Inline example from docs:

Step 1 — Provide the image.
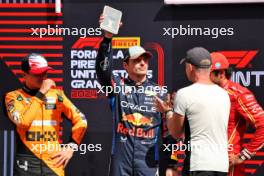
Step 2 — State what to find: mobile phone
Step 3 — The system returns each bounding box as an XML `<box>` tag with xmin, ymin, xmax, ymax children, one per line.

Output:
<box><xmin>100</xmin><ymin>6</ymin><xmax>122</xmax><ymax>35</ymax></box>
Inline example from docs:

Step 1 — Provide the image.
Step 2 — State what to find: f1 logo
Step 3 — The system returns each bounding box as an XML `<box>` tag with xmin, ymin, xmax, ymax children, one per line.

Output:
<box><xmin>219</xmin><ymin>50</ymin><xmax>258</xmax><ymax>68</ymax></box>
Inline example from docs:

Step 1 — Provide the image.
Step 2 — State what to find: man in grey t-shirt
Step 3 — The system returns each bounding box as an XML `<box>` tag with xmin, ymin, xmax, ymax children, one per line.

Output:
<box><xmin>155</xmin><ymin>47</ymin><xmax>230</xmax><ymax>176</ymax></box>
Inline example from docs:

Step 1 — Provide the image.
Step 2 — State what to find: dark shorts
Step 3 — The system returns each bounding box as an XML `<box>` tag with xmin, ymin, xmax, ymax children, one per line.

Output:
<box><xmin>190</xmin><ymin>171</ymin><xmax>227</xmax><ymax>176</ymax></box>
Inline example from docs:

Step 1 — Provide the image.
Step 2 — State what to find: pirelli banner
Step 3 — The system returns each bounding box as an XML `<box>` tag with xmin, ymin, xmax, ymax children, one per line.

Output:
<box><xmin>0</xmin><ymin>1</ymin><xmax>264</xmax><ymax>176</ymax></box>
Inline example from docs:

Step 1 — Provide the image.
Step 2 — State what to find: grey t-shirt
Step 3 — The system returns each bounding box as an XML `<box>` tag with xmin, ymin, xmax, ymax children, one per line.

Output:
<box><xmin>174</xmin><ymin>83</ymin><xmax>230</xmax><ymax>172</ymax></box>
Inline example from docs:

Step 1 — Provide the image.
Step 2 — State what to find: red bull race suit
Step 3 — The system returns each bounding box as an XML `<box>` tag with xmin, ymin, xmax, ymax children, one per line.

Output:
<box><xmin>96</xmin><ymin>37</ymin><xmax>177</xmax><ymax>176</ymax></box>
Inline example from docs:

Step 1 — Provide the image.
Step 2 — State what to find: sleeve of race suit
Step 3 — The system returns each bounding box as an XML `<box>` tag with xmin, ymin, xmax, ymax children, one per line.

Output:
<box><xmin>5</xmin><ymin>91</ymin><xmax>44</xmax><ymax>129</ymax></box>
<box><xmin>162</xmin><ymin>110</ymin><xmax>178</xmax><ymax>168</ymax></box>
<box><xmin>95</xmin><ymin>37</ymin><xmax>113</xmax><ymax>89</ymax></box>
<box><xmin>236</xmin><ymin>92</ymin><xmax>264</xmax><ymax>159</ymax></box>
<box><xmin>60</xmin><ymin>90</ymin><xmax>88</xmax><ymax>145</ymax></box>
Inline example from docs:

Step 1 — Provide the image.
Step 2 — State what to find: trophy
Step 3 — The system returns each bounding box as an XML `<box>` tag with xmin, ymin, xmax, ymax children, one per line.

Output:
<box><xmin>100</xmin><ymin>6</ymin><xmax>122</xmax><ymax>35</ymax></box>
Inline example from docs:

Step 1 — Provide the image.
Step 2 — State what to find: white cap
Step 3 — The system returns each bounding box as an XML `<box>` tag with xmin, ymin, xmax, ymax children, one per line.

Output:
<box><xmin>124</xmin><ymin>46</ymin><xmax>152</xmax><ymax>61</ymax></box>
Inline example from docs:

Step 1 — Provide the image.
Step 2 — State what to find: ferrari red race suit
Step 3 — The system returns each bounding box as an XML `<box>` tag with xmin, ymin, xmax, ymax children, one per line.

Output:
<box><xmin>224</xmin><ymin>80</ymin><xmax>264</xmax><ymax>176</ymax></box>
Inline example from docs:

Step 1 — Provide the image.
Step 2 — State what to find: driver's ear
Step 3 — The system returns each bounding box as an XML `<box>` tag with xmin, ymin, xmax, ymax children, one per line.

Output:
<box><xmin>123</xmin><ymin>61</ymin><xmax>128</xmax><ymax>71</ymax></box>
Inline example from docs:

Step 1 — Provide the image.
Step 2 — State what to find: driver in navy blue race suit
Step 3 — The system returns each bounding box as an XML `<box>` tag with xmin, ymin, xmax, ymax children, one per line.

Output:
<box><xmin>95</xmin><ymin>17</ymin><xmax>177</xmax><ymax>176</ymax></box>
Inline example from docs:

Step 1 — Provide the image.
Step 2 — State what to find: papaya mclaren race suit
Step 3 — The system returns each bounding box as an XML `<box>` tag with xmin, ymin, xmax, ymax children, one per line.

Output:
<box><xmin>96</xmin><ymin>37</ymin><xmax>177</xmax><ymax>176</ymax></box>
<box><xmin>225</xmin><ymin>80</ymin><xmax>264</xmax><ymax>176</ymax></box>
<box><xmin>5</xmin><ymin>86</ymin><xmax>88</xmax><ymax>176</ymax></box>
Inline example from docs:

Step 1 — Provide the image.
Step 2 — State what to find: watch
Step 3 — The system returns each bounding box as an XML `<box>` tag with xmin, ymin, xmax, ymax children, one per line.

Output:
<box><xmin>165</xmin><ymin>109</ymin><xmax>173</xmax><ymax>117</ymax></box>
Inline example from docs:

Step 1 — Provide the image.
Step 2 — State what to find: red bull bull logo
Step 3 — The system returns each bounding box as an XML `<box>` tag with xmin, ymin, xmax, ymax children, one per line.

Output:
<box><xmin>122</xmin><ymin>113</ymin><xmax>153</xmax><ymax>126</ymax></box>
<box><xmin>118</xmin><ymin>113</ymin><xmax>154</xmax><ymax>138</ymax></box>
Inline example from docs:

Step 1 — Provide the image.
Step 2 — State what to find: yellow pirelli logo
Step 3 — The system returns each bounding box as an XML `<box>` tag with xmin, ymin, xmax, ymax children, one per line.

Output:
<box><xmin>112</xmin><ymin>37</ymin><xmax>140</xmax><ymax>49</ymax></box>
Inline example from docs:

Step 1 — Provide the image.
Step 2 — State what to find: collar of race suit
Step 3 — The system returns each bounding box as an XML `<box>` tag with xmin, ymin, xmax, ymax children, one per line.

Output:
<box><xmin>22</xmin><ymin>85</ymin><xmax>39</xmax><ymax>96</ymax></box>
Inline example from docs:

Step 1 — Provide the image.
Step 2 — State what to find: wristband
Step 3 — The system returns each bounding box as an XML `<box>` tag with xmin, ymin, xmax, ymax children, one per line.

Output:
<box><xmin>167</xmin><ymin>165</ymin><xmax>178</xmax><ymax>170</ymax></box>
<box><xmin>165</xmin><ymin>109</ymin><xmax>174</xmax><ymax>118</ymax></box>
<box><xmin>35</xmin><ymin>91</ymin><xmax>45</xmax><ymax>101</ymax></box>
<box><xmin>241</xmin><ymin>148</ymin><xmax>253</xmax><ymax>160</ymax></box>
<box><xmin>103</xmin><ymin>36</ymin><xmax>112</xmax><ymax>42</ymax></box>
<box><xmin>239</xmin><ymin>154</ymin><xmax>247</xmax><ymax>161</ymax></box>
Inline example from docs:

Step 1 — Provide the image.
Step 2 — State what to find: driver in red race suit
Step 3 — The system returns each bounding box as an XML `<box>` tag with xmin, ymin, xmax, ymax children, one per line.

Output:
<box><xmin>210</xmin><ymin>52</ymin><xmax>264</xmax><ymax>176</ymax></box>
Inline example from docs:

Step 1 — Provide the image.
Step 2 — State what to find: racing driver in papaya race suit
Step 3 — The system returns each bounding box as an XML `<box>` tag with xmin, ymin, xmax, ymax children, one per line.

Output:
<box><xmin>4</xmin><ymin>53</ymin><xmax>88</xmax><ymax>176</ymax></box>
<box><xmin>96</xmin><ymin>16</ymin><xmax>178</xmax><ymax>176</ymax></box>
<box><xmin>210</xmin><ymin>52</ymin><xmax>264</xmax><ymax>176</ymax></box>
